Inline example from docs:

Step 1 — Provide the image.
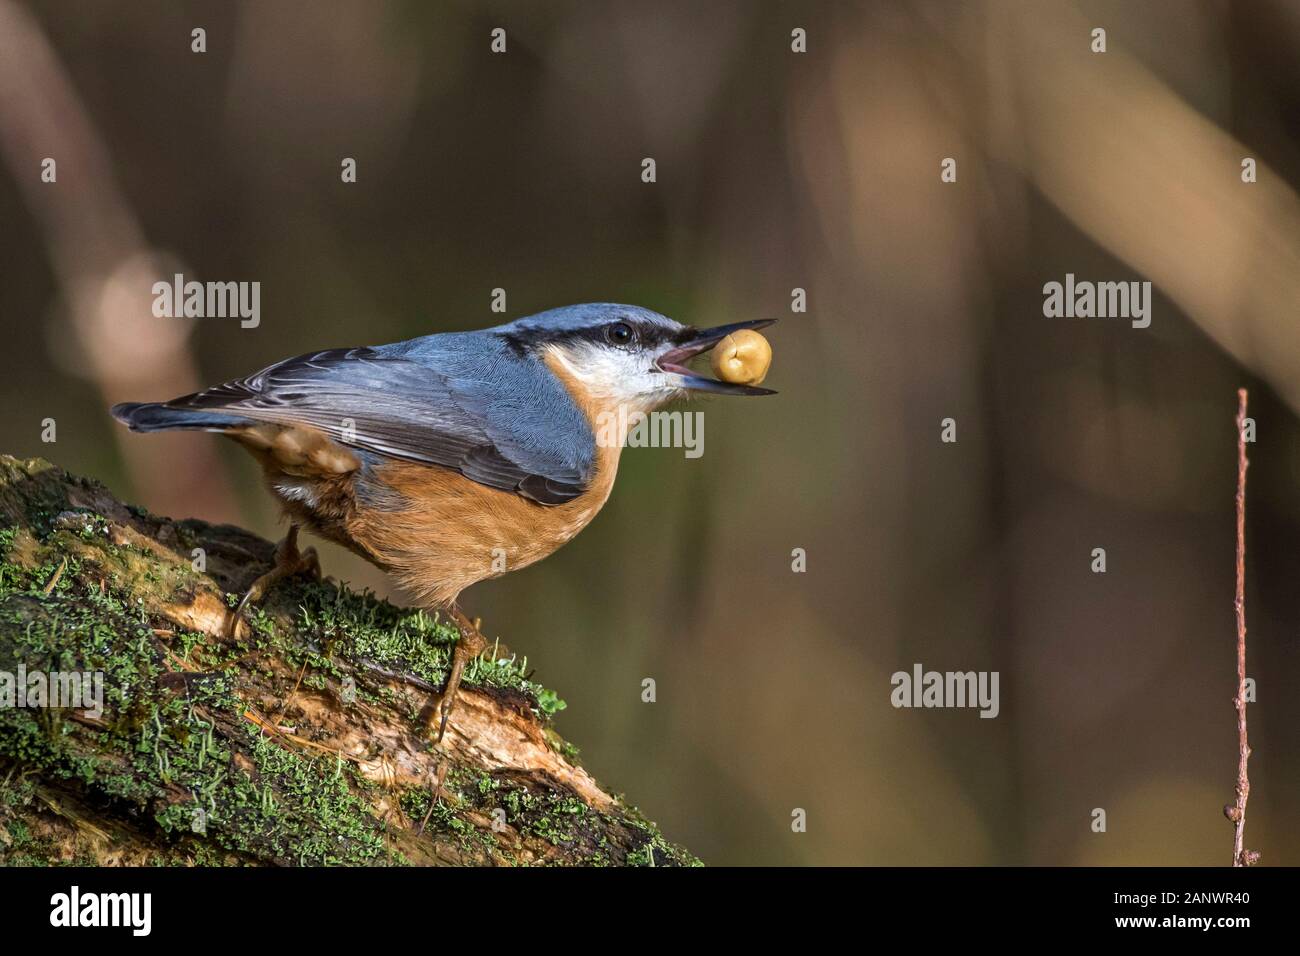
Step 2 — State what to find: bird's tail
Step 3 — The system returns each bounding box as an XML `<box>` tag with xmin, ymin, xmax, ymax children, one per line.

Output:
<box><xmin>110</xmin><ymin>402</ymin><xmax>251</xmax><ymax>433</ymax></box>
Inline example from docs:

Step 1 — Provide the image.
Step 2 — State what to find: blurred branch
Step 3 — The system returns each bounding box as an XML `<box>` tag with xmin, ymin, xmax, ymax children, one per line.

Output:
<box><xmin>987</xmin><ymin>3</ymin><xmax>1300</xmax><ymax>417</ymax></box>
<box><xmin>0</xmin><ymin>0</ymin><xmax>236</xmax><ymax>521</ymax></box>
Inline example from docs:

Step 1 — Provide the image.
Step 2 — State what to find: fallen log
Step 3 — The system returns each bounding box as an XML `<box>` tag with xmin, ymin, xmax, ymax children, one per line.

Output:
<box><xmin>0</xmin><ymin>455</ymin><xmax>695</xmax><ymax>867</ymax></box>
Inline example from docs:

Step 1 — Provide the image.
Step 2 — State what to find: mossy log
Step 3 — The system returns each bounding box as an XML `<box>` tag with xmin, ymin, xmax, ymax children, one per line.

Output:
<box><xmin>0</xmin><ymin>456</ymin><xmax>696</xmax><ymax>867</ymax></box>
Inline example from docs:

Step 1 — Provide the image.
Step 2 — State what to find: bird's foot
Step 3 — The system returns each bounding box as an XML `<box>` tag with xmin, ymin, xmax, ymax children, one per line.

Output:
<box><xmin>225</xmin><ymin>525</ymin><xmax>320</xmax><ymax>639</ymax></box>
<box><xmin>423</xmin><ymin>606</ymin><xmax>488</xmax><ymax>744</ymax></box>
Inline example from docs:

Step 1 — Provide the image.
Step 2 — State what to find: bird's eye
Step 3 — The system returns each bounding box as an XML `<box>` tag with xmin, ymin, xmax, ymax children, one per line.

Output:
<box><xmin>605</xmin><ymin>321</ymin><xmax>635</xmax><ymax>346</ymax></box>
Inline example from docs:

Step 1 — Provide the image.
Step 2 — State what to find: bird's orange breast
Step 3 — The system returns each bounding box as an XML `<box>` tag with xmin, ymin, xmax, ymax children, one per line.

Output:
<box><xmin>348</xmin><ymin>447</ymin><xmax>616</xmax><ymax>606</ymax></box>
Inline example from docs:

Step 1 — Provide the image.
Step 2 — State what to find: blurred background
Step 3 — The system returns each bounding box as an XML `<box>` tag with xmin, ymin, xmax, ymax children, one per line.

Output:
<box><xmin>2</xmin><ymin>0</ymin><xmax>1298</xmax><ymax>865</ymax></box>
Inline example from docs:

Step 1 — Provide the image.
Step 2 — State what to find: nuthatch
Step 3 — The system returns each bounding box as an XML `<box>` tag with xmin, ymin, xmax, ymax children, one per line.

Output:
<box><xmin>112</xmin><ymin>304</ymin><xmax>775</xmax><ymax>739</ymax></box>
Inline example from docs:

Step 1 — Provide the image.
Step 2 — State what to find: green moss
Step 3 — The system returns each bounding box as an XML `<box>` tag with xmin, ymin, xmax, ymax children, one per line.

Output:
<box><xmin>451</xmin><ymin>770</ymin><xmax>700</xmax><ymax>867</ymax></box>
<box><xmin>162</xmin><ymin>730</ymin><xmax>393</xmax><ymax>866</ymax></box>
<box><xmin>292</xmin><ymin>581</ymin><xmax>566</xmax><ymax>717</ymax></box>
<box><xmin>0</xmin><ymin>579</ymin><xmax>389</xmax><ymax>866</ymax></box>
<box><xmin>0</xmin><ymin>456</ymin><xmax>694</xmax><ymax>867</ymax></box>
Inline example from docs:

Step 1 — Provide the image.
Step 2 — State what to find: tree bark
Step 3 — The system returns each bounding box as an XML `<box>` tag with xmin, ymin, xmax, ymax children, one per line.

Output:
<box><xmin>0</xmin><ymin>455</ymin><xmax>695</xmax><ymax>867</ymax></box>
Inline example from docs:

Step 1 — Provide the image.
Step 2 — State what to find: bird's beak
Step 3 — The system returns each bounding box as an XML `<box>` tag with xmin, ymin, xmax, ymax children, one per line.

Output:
<box><xmin>654</xmin><ymin>318</ymin><xmax>778</xmax><ymax>395</ymax></box>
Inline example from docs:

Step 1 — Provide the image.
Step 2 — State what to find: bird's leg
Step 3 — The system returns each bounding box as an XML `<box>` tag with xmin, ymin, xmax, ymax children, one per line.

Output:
<box><xmin>226</xmin><ymin>524</ymin><xmax>320</xmax><ymax>639</ymax></box>
<box><xmin>425</xmin><ymin>605</ymin><xmax>488</xmax><ymax>743</ymax></box>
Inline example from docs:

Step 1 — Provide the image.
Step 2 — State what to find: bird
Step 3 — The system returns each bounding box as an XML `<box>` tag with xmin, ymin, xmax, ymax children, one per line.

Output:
<box><xmin>111</xmin><ymin>303</ymin><xmax>776</xmax><ymax>741</ymax></box>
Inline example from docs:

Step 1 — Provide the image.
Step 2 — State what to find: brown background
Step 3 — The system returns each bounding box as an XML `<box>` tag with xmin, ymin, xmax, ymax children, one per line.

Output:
<box><xmin>1</xmin><ymin>0</ymin><xmax>1298</xmax><ymax>865</ymax></box>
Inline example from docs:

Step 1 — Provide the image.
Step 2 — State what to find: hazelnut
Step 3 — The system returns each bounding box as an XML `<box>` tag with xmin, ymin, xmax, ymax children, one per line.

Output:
<box><xmin>711</xmin><ymin>329</ymin><xmax>773</xmax><ymax>386</ymax></box>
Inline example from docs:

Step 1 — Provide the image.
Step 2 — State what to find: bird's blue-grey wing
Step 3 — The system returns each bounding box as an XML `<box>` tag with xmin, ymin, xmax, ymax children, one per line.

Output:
<box><xmin>115</xmin><ymin>342</ymin><xmax>595</xmax><ymax>505</ymax></box>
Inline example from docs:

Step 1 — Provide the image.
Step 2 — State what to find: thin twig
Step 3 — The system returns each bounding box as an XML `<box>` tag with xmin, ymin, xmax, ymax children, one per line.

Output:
<box><xmin>1230</xmin><ymin>388</ymin><xmax>1254</xmax><ymax>866</ymax></box>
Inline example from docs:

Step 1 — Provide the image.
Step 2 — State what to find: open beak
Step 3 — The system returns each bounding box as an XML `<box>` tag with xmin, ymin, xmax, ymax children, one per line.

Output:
<box><xmin>654</xmin><ymin>318</ymin><xmax>778</xmax><ymax>395</ymax></box>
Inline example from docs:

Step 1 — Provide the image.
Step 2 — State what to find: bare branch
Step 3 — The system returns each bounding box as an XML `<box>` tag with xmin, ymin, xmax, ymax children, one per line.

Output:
<box><xmin>1229</xmin><ymin>388</ymin><xmax>1254</xmax><ymax>867</ymax></box>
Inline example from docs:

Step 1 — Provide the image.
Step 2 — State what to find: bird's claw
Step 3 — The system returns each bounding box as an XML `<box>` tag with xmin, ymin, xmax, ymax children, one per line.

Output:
<box><xmin>435</xmin><ymin>697</ymin><xmax>453</xmax><ymax>743</ymax></box>
<box><xmin>225</xmin><ymin>528</ymin><xmax>320</xmax><ymax>641</ymax></box>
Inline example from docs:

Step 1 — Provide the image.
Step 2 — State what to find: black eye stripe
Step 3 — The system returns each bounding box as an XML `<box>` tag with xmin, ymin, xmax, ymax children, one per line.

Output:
<box><xmin>501</xmin><ymin>319</ymin><xmax>681</xmax><ymax>354</ymax></box>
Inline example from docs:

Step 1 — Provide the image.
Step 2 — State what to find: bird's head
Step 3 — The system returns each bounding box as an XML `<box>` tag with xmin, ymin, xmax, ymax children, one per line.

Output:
<box><xmin>499</xmin><ymin>303</ymin><xmax>776</xmax><ymax>412</ymax></box>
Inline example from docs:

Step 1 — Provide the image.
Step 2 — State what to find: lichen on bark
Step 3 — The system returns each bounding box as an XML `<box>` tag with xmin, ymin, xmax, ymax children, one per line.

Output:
<box><xmin>0</xmin><ymin>455</ymin><xmax>697</xmax><ymax>867</ymax></box>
